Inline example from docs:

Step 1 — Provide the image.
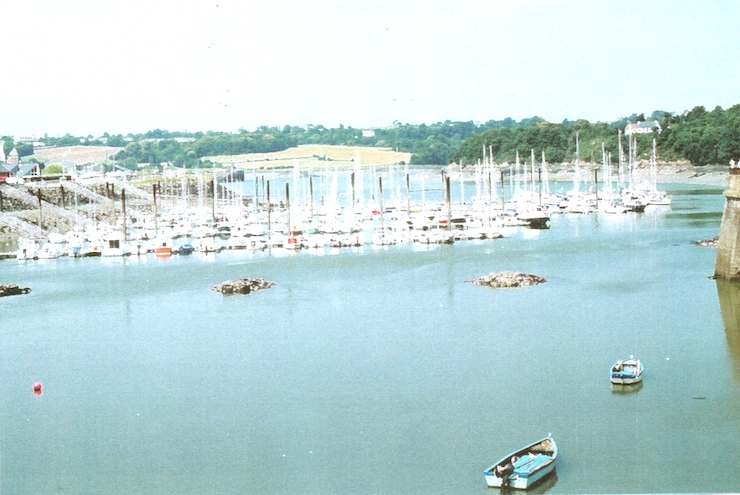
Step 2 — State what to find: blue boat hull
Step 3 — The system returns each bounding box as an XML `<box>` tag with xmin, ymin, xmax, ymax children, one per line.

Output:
<box><xmin>484</xmin><ymin>435</ymin><xmax>557</xmax><ymax>489</ymax></box>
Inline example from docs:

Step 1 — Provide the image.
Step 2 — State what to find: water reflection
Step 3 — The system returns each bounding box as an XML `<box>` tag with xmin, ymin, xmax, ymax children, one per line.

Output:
<box><xmin>715</xmin><ymin>279</ymin><xmax>740</xmax><ymax>381</ymax></box>
<box><xmin>500</xmin><ymin>471</ymin><xmax>558</xmax><ymax>495</ymax></box>
<box><xmin>610</xmin><ymin>381</ymin><xmax>644</xmax><ymax>394</ymax></box>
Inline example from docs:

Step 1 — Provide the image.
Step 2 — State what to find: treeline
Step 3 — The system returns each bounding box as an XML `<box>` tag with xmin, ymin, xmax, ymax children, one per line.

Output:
<box><xmin>9</xmin><ymin>104</ymin><xmax>740</xmax><ymax>168</ymax></box>
<box><xmin>12</xmin><ymin>118</ymin><xmax>545</xmax><ymax>169</ymax></box>
<box><xmin>452</xmin><ymin>105</ymin><xmax>740</xmax><ymax>167</ymax></box>
<box><xmin>106</xmin><ymin>119</ymin><xmax>542</xmax><ymax>169</ymax></box>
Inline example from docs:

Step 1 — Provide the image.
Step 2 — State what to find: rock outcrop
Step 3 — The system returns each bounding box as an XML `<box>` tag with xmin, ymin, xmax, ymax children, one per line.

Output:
<box><xmin>211</xmin><ymin>278</ymin><xmax>275</xmax><ymax>295</ymax></box>
<box><xmin>694</xmin><ymin>236</ymin><xmax>718</xmax><ymax>248</ymax></box>
<box><xmin>0</xmin><ymin>283</ymin><xmax>31</xmax><ymax>297</ymax></box>
<box><xmin>469</xmin><ymin>271</ymin><xmax>546</xmax><ymax>288</ymax></box>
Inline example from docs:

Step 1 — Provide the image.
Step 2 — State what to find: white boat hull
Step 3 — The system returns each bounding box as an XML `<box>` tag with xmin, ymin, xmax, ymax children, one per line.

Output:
<box><xmin>610</xmin><ymin>375</ymin><xmax>643</xmax><ymax>385</ymax></box>
<box><xmin>610</xmin><ymin>357</ymin><xmax>643</xmax><ymax>385</ymax></box>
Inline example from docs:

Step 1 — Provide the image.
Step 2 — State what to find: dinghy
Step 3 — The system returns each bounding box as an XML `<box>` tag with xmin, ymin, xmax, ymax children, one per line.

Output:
<box><xmin>484</xmin><ymin>435</ymin><xmax>557</xmax><ymax>489</ymax></box>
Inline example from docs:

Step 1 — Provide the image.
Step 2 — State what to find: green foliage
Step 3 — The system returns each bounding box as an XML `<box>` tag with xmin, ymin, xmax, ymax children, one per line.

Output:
<box><xmin>1</xmin><ymin>137</ymin><xmax>12</xmax><ymax>156</ymax></box>
<box><xmin>15</xmin><ymin>142</ymin><xmax>34</xmax><ymax>157</ymax></box>
<box><xmin>123</xmin><ymin>157</ymin><xmax>138</xmax><ymax>170</ymax></box>
<box><xmin>451</xmin><ymin>121</ymin><xmax>600</xmax><ymax>165</ymax></box>
<box><xmin>453</xmin><ymin>105</ymin><xmax>740</xmax><ymax>167</ymax></box>
<box><xmin>43</xmin><ymin>164</ymin><xmax>63</xmax><ymax>176</ymax></box>
<box><xmin>106</xmin><ymin>135</ymin><xmax>127</xmax><ymax>147</ymax></box>
<box><xmin>25</xmin><ymin>104</ymin><xmax>740</xmax><ymax>168</ymax></box>
<box><xmin>661</xmin><ymin>104</ymin><xmax>740</xmax><ymax>165</ymax></box>
<box><xmin>44</xmin><ymin>134</ymin><xmax>81</xmax><ymax>147</ymax></box>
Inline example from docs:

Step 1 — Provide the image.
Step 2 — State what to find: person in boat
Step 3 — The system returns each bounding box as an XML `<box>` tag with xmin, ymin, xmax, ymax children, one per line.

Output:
<box><xmin>614</xmin><ymin>361</ymin><xmax>622</xmax><ymax>372</ymax></box>
<box><xmin>496</xmin><ymin>457</ymin><xmax>516</xmax><ymax>485</ymax></box>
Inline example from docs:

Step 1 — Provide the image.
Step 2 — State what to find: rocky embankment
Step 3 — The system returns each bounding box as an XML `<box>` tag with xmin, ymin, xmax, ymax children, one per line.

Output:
<box><xmin>0</xmin><ymin>283</ymin><xmax>31</xmax><ymax>297</ymax></box>
<box><xmin>468</xmin><ymin>271</ymin><xmax>546</xmax><ymax>288</ymax></box>
<box><xmin>211</xmin><ymin>278</ymin><xmax>275</xmax><ymax>295</ymax></box>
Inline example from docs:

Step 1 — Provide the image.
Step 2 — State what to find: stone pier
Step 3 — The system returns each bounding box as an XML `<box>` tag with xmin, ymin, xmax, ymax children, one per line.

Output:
<box><xmin>715</xmin><ymin>168</ymin><xmax>740</xmax><ymax>280</ymax></box>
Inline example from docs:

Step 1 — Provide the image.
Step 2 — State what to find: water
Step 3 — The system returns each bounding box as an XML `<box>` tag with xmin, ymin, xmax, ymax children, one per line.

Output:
<box><xmin>1</xmin><ymin>184</ymin><xmax>738</xmax><ymax>494</ymax></box>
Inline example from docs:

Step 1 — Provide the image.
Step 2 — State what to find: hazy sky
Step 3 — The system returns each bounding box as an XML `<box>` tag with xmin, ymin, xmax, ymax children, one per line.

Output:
<box><xmin>3</xmin><ymin>0</ymin><xmax>739</xmax><ymax>137</ymax></box>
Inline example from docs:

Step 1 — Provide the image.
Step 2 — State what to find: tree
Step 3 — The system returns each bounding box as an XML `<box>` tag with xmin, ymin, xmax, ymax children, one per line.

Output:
<box><xmin>42</xmin><ymin>164</ymin><xmax>63</xmax><ymax>176</ymax></box>
<box><xmin>107</xmin><ymin>135</ymin><xmax>127</xmax><ymax>147</ymax></box>
<box><xmin>15</xmin><ymin>142</ymin><xmax>34</xmax><ymax>157</ymax></box>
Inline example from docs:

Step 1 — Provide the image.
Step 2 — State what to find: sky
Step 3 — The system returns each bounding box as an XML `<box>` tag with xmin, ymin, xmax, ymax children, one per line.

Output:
<box><xmin>2</xmin><ymin>0</ymin><xmax>739</xmax><ymax>138</ymax></box>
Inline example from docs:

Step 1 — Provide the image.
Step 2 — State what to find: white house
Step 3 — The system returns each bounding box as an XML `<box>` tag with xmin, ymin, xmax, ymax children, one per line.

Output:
<box><xmin>625</xmin><ymin>120</ymin><xmax>661</xmax><ymax>135</ymax></box>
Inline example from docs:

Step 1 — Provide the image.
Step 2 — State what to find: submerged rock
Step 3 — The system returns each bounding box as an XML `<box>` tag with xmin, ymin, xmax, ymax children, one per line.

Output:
<box><xmin>211</xmin><ymin>278</ymin><xmax>275</xmax><ymax>295</ymax></box>
<box><xmin>694</xmin><ymin>236</ymin><xmax>718</xmax><ymax>248</ymax></box>
<box><xmin>469</xmin><ymin>271</ymin><xmax>546</xmax><ymax>288</ymax></box>
<box><xmin>0</xmin><ymin>283</ymin><xmax>31</xmax><ymax>297</ymax></box>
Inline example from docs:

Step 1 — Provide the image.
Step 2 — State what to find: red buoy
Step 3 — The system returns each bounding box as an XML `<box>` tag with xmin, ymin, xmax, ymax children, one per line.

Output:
<box><xmin>33</xmin><ymin>382</ymin><xmax>43</xmax><ymax>396</ymax></box>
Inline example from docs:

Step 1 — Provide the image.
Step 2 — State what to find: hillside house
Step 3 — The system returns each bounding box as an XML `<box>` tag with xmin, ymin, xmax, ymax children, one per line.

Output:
<box><xmin>17</xmin><ymin>161</ymin><xmax>45</xmax><ymax>179</ymax></box>
<box><xmin>625</xmin><ymin>120</ymin><xmax>661</xmax><ymax>135</ymax></box>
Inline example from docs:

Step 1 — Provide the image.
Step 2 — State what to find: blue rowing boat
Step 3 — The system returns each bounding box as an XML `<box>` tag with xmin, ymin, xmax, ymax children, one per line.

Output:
<box><xmin>610</xmin><ymin>356</ymin><xmax>643</xmax><ymax>385</ymax></box>
<box><xmin>484</xmin><ymin>435</ymin><xmax>557</xmax><ymax>489</ymax></box>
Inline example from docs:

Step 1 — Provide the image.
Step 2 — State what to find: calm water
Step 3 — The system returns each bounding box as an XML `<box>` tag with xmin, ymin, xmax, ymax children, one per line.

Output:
<box><xmin>1</xmin><ymin>184</ymin><xmax>738</xmax><ymax>494</ymax></box>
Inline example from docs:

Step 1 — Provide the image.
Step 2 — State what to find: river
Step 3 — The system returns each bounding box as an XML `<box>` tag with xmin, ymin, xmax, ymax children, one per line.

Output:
<box><xmin>0</xmin><ymin>183</ymin><xmax>737</xmax><ymax>494</ymax></box>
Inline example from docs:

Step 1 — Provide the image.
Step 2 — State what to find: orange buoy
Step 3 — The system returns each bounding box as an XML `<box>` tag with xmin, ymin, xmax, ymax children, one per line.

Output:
<box><xmin>33</xmin><ymin>382</ymin><xmax>43</xmax><ymax>396</ymax></box>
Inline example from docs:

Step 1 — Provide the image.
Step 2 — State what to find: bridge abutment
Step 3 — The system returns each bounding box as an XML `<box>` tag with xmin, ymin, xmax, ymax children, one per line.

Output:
<box><xmin>715</xmin><ymin>169</ymin><xmax>740</xmax><ymax>280</ymax></box>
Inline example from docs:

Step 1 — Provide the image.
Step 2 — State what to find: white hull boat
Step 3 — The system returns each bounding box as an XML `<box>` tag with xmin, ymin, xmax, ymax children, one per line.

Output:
<box><xmin>610</xmin><ymin>356</ymin><xmax>643</xmax><ymax>385</ymax></box>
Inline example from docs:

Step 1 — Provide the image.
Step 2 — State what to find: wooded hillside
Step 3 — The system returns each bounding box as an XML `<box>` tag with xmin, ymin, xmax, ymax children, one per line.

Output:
<box><xmin>7</xmin><ymin>104</ymin><xmax>740</xmax><ymax>169</ymax></box>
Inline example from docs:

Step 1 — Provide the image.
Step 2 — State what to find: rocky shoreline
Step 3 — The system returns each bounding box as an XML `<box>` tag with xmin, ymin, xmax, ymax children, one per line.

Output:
<box><xmin>541</xmin><ymin>162</ymin><xmax>729</xmax><ymax>186</ymax></box>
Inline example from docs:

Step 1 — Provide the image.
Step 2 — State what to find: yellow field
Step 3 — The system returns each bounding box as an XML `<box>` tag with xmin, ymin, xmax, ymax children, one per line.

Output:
<box><xmin>31</xmin><ymin>144</ymin><xmax>412</xmax><ymax>171</ymax></box>
<box><xmin>33</xmin><ymin>145</ymin><xmax>122</xmax><ymax>164</ymax></box>
<box><xmin>207</xmin><ymin>145</ymin><xmax>411</xmax><ymax>170</ymax></box>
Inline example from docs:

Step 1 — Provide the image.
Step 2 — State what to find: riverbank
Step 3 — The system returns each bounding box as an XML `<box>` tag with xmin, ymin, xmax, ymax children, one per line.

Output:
<box><xmin>518</xmin><ymin>162</ymin><xmax>728</xmax><ymax>187</ymax></box>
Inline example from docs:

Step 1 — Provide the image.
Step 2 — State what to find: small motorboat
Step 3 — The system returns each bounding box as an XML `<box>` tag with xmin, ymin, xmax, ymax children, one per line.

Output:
<box><xmin>610</xmin><ymin>356</ymin><xmax>643</xmax><ymax>385</ymax></box>
<box><xmin>154</xmin><ymin>237</ymin><xmax>174</xmax><ymax>257</ymax></box>
<box><xmin>177</xmin><ymin>243</ymin><xmax>194</xmax><ymax>256</ymax></box>
<box><xmin>484</xmin><ymin>435</ymin><xmax>557</xmax><ymax>489</ymax></box>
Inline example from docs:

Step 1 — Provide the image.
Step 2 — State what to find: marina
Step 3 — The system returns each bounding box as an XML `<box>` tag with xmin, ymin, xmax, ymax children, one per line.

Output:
<box><xmin>1</xmin><ymin>182</ymin><xmax>738</xmax><ymax>493</ymax></box>
<box><xmin>1</xmin><ymin>146</ymin><xmax>675</xmax><ymax>261</ymax></box>
<box><xmin>2</xmin><ymin>1</ymin><xmax>738</xmax><ymax>492</ymax></box>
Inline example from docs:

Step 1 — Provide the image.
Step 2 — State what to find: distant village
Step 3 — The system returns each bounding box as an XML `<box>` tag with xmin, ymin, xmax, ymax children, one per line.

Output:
<box><xmin>0</xmin><ymin>141</ymin><xmax>44</xmax><ymax>182</ymax></box>
<box><xmin>0</xmin><ymin>137</ymin><xmax>137</xmax><ymax>184</ymax></box>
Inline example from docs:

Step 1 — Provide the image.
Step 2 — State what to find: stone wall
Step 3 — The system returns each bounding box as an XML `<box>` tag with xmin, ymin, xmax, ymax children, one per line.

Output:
<box><xmin>715</xmin><ymin>170</ymin><xmax>740</xmax><ymax>280</ymax></box>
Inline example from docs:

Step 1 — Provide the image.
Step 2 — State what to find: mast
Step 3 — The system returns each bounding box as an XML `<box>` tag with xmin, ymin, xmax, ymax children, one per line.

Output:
<box><xmin>459</xmin><ymin>161</ymin><xmax>465</xmax><ymax>205</ymax></box>
<box><xmin>573</xmin><ymin>131</ymin><xmax>580</xmax><ymax>196</ymax></box>
<box><xmin>652</xmin><ymin>137</ymin><xmax>658</xmax><ymax>189</ymax></box>
<box><xmin>541</xmin><ymin>150</ymin><xmax>549</xmax><ymax>195</ymax></box>
<box><xmin>618</xmin><ymin>130</ymin><xmax>624</xmax><ymax>191</ymax></box>
<box><xmin>531</xmin><ymin>149</ymin><xmax>536</xmax><ymax>196</ymax></box>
